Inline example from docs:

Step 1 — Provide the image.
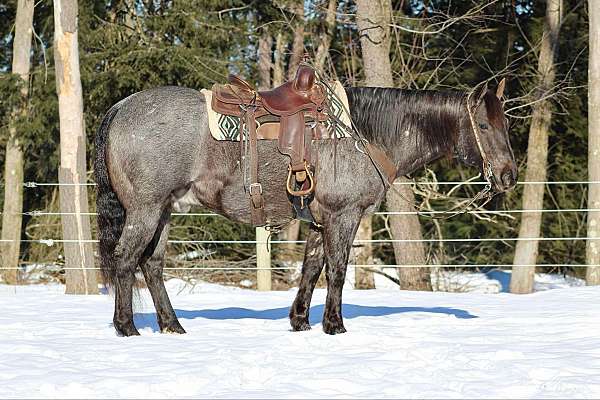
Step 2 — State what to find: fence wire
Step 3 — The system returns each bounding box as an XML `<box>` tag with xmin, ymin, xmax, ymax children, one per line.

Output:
<box><xmin>1</xmin><ymin>237</ymin><xmax>599</xmax><ymax>245</ymax></box>
<box><xmin>15</xmin><ymin>180</ymin><xmax>600</xmax><ymax>187</ymax></box>
<box><xmin>3</xmin><ymin>264</ymin><xmax>599</xmax><ymax>271</ymax></box>
<box><xmin>2</xmin><ymin>179</ymin><xmax>598</xmax><ymax>274</ymax></box>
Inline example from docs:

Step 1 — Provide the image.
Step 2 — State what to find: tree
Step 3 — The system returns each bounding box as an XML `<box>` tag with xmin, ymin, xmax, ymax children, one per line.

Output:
<box><xmin>511</xmin><ymin>0</ymin><xmax>563</xmax><ymax>294</ymax></box>
<box><xmin>54</xmin><ymin>0</ymin><xmax>98</xmax><ymax>294</ymax></box>
<box><xmin>386</xmin><ymin>183</ymin><xmax>431</xmax><ymax>290</ymax></box>
<box><xmin>314</xmin><ymin>0</ymin><xmax>338</xmax><ymax>72</ymax></box>
<box><xmin>257</xmin><ymin>29</ymin><xmax>272</xmax><ymax>90</ymax></box>
<box><xmin>287</xmin><ymin>1</ymin><xmax>305</xmax><ymax>80</ymax></box>
<box><xmin>1</xmin><ymin>0</ymin><xmax>34</xmax><ymax>284</ymax></box>
<box><xmin>355</xmin><ymin>0</ymin><xmax>429</xmax><ymax>290</ymax></box>
<box><xmin>587</xmin><ymin>0</ymin><xmax>600</xmax><ymax>285</ymax></box>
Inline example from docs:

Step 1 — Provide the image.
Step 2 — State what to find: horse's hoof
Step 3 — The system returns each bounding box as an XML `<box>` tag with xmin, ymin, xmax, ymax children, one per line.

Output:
<box><xmin>115</xmin><ymin>322</ymin><xmax>140</xmax><ymax>337</ymax></box>
<box><xmin>161</xmin><ymin>321</ymin><xmax>186</xmax><ymax>334</ymax></box>
<box><xmin>290</xmin><ymin>316</ymin><xmax>311</xmax><ymax>331</ymax></box>
<box><xmin>322</xmin><ymin>320</ymin><xmax>346</xmax><ymax>335</ymax></box>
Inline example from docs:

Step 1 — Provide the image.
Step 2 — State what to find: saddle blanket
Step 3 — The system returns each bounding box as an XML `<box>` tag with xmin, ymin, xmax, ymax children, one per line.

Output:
<box><xmin>201</xmin><ymin>80</ymin><xmax>352</xmax><ymax>141</ymax></box>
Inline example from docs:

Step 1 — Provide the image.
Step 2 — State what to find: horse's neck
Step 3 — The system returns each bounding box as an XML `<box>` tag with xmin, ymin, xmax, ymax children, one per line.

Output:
<box><xmin>389</xmin><ymin>119</ymin><xmax>461</xmax><ymax>176</ymax></box>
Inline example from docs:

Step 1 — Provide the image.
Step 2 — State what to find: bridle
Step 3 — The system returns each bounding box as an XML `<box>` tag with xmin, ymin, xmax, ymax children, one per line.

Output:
<box><xmin>463</xmin><ymin>85</ymin><xmax>496</xmax><ymax>207</ymax></box>
<box><xmin>402</xmin><ymin>86</ymin><xmax>497</xmax><ymax>219</ymax></box>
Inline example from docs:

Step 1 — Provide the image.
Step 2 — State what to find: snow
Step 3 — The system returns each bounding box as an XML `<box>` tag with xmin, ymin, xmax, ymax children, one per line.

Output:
<box><xmin>2</xmin><ymin>280</ymin><xmax>600</xmax><ymax>398</ymax></box>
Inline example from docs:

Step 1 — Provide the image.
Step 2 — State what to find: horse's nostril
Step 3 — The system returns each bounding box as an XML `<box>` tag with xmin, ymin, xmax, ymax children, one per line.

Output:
<box><xmin>501</xmin><ymin>170</ymin><xmax>515</xmax><ymax>188</ymax></box>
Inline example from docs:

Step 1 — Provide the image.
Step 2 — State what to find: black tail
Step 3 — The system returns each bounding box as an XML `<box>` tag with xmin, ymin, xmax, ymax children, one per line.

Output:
<box><xmin>94</xmin><ymin>103</ymin><xmax>125</xmax><ymax>290</ymax></box>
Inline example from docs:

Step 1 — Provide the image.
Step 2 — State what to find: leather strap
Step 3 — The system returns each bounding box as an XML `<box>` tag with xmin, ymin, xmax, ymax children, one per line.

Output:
<box><xmin>228</xmin><ymin>74</ymin><xmax>255</xmax><ymax>92</ymax></box>
<box><xmin>365</xmin><ymin>143</ymin><xmax>397</xmax><ymax>185</ymax></box>
<box><xmin>247</xmin><ymin>107</ymin><xmax>266</xmax><ymax>226</ymax></box>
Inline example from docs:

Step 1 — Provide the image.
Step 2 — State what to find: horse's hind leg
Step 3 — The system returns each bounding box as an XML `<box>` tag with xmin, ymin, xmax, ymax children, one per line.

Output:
<box><xmin>321</xmin><ymin>209</ymin><xmax>362</xmax><ymax>335</ymax></box>
<box><xmin>139</xmin><ymin>208</ymin><xmax>185</xmax><ymax>334</ymax></box>
<box><xmin>289</xmin><ymin>228</ymin><xmax>325</xmax><ymax>331</ymax></box>
<box><xmin>112</xmin><ymin>206</ymin><xmax>163</xmax><ymax>336</ymax></box>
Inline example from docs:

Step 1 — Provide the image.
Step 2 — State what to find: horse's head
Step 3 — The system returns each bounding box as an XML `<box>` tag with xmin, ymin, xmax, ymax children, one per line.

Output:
<box><xmin>457</xmin><ymin>79</ymin><xmax>517</xmax><ymax>193</ymax></box>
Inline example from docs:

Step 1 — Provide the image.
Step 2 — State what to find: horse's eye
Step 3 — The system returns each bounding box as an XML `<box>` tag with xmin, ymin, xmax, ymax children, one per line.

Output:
<box><xmin>479</xmin><ymin>123</ymin><xmax>489</xmax><ymax>130</ymax></box>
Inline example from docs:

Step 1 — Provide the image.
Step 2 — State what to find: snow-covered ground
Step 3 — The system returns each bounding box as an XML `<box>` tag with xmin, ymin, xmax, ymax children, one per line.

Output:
<box><xmin>2</xmin><ymin>280</ymin><xmax>600</xmax><ymax>398</ymax></box>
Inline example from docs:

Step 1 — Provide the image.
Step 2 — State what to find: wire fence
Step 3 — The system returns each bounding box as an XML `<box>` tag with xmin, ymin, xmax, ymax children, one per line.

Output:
<box><xmin>1</xmin><ymin>179</ymin><xmax>598</xmax><ymax>276</ymax></box>
<box><xmin>3</xmin><ymin>264</ymin><xmax>599</xmax><ymax>271</ymax></box>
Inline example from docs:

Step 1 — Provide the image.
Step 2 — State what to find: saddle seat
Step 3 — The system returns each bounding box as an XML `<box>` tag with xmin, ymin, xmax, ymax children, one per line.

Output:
<box><xmin>258</xmin><ymin>66</ymin><xmax>325</xmax><ymax>116</ymax></box>
<box><xmin>213</xmin><ymin>66</ymin><xmax>326</xmax><ymax>116</ymax></box>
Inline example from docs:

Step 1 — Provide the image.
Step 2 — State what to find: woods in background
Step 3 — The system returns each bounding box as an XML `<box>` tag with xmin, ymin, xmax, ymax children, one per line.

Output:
<box><xmin>0</xmin><ymin>0</ymin><xmax>593</xmax><ymax>292</ymax></box>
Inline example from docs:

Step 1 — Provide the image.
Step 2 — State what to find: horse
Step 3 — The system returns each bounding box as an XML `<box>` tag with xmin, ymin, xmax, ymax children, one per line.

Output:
<box><xmin>94</xmin><ymin>80</ymin><xmax>516</xmax><ymax>336</ymax></box>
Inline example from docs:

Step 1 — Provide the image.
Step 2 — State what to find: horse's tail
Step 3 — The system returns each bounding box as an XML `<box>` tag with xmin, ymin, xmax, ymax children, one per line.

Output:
<box><xmin>94</xmin><ymin>103</ymin><xmax>124</xmax><ymax>290</ymax></box>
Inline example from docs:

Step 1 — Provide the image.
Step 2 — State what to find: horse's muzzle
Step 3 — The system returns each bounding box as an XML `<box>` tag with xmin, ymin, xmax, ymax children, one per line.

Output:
<box><xmin>495</xmin><ymin>166</ymin><xmax>517</xmax><ymax>192</ymax></box>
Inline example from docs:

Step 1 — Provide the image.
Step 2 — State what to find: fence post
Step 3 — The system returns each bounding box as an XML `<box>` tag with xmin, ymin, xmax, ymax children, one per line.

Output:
<box><xmin>256</xmin><ymin>227</ymin><xmax>271</xmax><ymax>290</ymax></box>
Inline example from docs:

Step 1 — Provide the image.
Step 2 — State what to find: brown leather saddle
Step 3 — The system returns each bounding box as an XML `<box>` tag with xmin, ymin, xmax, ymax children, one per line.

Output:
<box><xmin>211</xmin><ymin>65</ymin><xmax>330</xmax><ymax>226</ymax></box>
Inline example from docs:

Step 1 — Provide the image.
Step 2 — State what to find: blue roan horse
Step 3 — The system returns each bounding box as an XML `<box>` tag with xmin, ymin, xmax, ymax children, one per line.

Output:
<box><xmin>94</xmin><ymin>80</ymin><xmax>516</xmax><ymax>336</ymax></box>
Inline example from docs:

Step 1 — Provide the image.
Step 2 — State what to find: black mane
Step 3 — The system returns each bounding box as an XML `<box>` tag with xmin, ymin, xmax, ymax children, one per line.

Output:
<box><xmin>346</xmin><ymin>87</ymin><xmax>466</xmax><ymax>155</ymax></box>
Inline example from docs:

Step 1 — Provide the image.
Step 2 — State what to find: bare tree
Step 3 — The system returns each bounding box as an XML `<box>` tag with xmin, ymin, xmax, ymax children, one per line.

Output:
<box><xmin>386</xmin><ymin>180</ymin><xmax>431</xmax><ymax>290</ymax></box>
<box><xmin>273</xmin><ymin>32</ymin><xmax>287</xmax><ymax>86</ymax></box>
<box><xmin>356</xmin><ymin>0</ymin><xmax>429</xmax><ymax>290</ymax></box>
<box><xmin>278</xmin><ymin>1</ymin><xmax>339</xmax><ymax>261</ymax></box>
<box><xmin>353</xmin><ymin>0</ymin><xmax>389</xmax><ymax>289</ymax></box>
<box><xmin>511</xmin><ymin>0</ymin><xmax>563</xmax><ymax>294</ymax></box>
<box><xmin>287</xmin><ymin>2</ymin><xmax>305</xmax><ymax>80</ymax></box>
<box><xmin>54</xmin><ymin>0</ymin><xmax>98</xmax><ymax>294</ymax></box>
<box><xmin>1</xmin><ymin>0</ymin><xmax>34</xmax><ymax>284</ymax></box>
<box><xmin>257</xmin><ymin>29</ymin><xmax>272</xmax><ymax>90</ymax></box>
<box><xmin>314</xmin><ymin>0</ymin><xmax>338</xmax><ymax>72</ymax></box>
<box><xmin>587</xmin><ymin>0</ymin><xmax>600</xmax><ymax>285</ymax></box>
<box><xmin>279</xmin><ymin>2</ymin><xmax>315</xmax><ymax>259</ymax></box>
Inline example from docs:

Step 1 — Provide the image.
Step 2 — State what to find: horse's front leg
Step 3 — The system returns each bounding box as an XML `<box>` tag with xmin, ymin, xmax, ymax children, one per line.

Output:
<box><xmin>289</xmin><ymin>227</ymin><xmax>325</xmax><ymax>331</ymax></box>
<box><xmin>321</xmin><ymin>209</ymin><xmax>363</xmax><ymax>335</ymax></box>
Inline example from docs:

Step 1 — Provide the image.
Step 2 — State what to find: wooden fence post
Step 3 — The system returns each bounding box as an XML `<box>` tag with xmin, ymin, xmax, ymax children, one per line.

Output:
<box><xmin>256</xmin><ymin>227</ymin><xmax>271</xmax><ymax>291</ymax></box>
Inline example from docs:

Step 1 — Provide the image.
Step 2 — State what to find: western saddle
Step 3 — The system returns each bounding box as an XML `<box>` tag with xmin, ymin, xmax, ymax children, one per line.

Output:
<box><xmin>211</xmin><ymin>65</ymin><xmax>331</xmax><ymax>226</ymax></box>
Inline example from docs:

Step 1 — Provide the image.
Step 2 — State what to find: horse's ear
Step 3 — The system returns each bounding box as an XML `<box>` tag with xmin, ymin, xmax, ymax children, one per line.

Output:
<box><xmin>496</xmin><ymin>78</ymin><xmax>506</xmax><ymax>99</ymax></box>
<box><xmin>470</xmin><ymin>81</ymin><xmax>488</xmax><ymax>107</ymax></box>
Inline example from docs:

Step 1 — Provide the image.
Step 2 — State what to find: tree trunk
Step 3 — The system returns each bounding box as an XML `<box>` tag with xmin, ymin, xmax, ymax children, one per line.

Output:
<box><xmin>279</xmin><ymin>3</ymin><xmax>306</xmax><ymax>256</ymax></box>
<box><xmin>314</xmin><ymin>0</ymin><xmax>338</xmax><ymax>72</ymax></box>
<box><xmin>353</xmin><ymin>0</ymin><xmax>393</xmax><ymax>289</ymax></box>
<box><xmin>352</xmin><ymin>216</ymin><xmax>375</xmax><ymax>289</ymax></box>
<box><xmin>54</xmin><ymin>0</ymin><xmax>98</xmax><ymax>294</ymax></box>
<box><xmin>279</xmin><ymin>220</ymin><xmax>302</xmax><ymax>261</ymax></box>
<box><xmin>386</xmin><ymin>178</ymin><xmax>431</xmax><ymax>290</ymax></box>
<box><xmin>287</xmin><ymin>2</ymin><xmax>305</xmax><ymax>80</ymax></box>
<box><xmin>356</xmin><ymin>0</ymin><xmax>393</xmax><ymax>87</ymax></box>
<box><xmin>587</xmin><ymin>0</ymin><xmax>600</xmax><ymax>285</ymax></box>
<box><xmin>257</xmin><ymin>30</ymin><xmax>272</xmax><ymax>90</ymax></box>
<box><xmin>1</xmin><ymin>0</ymin><xmax>34</xmax><ymax>285</ymax></box>
<box><xmin>356</xmin><ymin>0</ymin><xmax>429</xmax><ymax>290</ymax></box>
<box><xmin>273</xmin><ymin>32</ymin><xmax>286</xmax><ymax>86</ymax></box>
<box><xmin>511</xmin><ymin>0</ymin><xmax>562</xmax><ymax>294</ymax></box>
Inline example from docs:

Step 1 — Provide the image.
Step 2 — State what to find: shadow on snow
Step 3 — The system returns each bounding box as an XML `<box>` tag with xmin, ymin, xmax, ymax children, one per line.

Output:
<box><xmin>134</xmin><ymin>304</ymin><xmax>477</xmax><ymax>332</ymax></box>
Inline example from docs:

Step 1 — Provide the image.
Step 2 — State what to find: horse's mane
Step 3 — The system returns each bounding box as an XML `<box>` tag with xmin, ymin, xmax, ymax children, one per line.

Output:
<box><xmin>345</xmin><ymin>87</ymin><xmax>466</xmax><ymax>155</ymax></box>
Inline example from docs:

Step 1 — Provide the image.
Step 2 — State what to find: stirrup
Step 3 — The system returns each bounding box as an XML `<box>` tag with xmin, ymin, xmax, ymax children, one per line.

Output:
<box><xmin>286</xmin><ymin>162</ymin><xmax>314</xmax><ymax>197</ymax></box>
